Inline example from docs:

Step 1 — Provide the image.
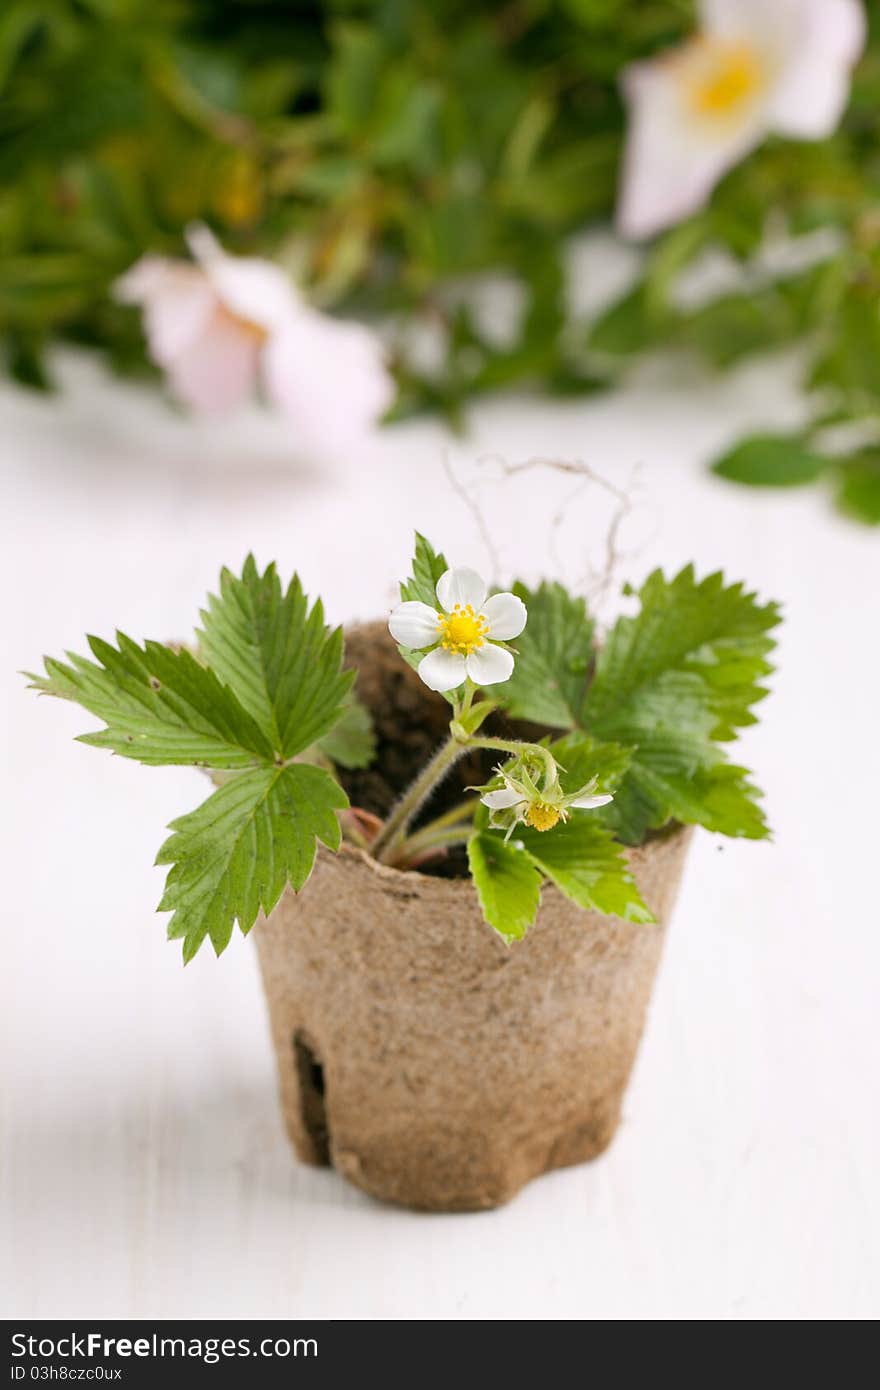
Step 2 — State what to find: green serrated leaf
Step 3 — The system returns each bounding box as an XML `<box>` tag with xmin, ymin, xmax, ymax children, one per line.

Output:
<box><xmin>585</xmin><ymin>566</ymin><xmax>780</xmax><ymax>741</ymax></box>
<box><xmin>711</xmin><ymin>434</ymin><xmax>828</xmax><ymax>488</ymax></box>
<box><xmin>592</xmin><ymin>685</ymin><xmax>714</xmax><ymax>843</ymax></box>
<box><xmin>467</xmin><ymin>831</ymin><xmax>541</xmax><ymax>943</ymax></box>
<box><xmin>596</xmin><ymin>773</ymin><xmax>662</xmax><ymax>846</ymax></box>
<box><xmin>518</xmin><ymin>817</ymin><xmax>654</xmax><ymax>922</ymax></box>
<box><xmin>548</xmin><ymin>730</ymin><xmax>632</xmax><ymax>796</ymax></box>
<box><xmin>582</xmin><ymin>567</ymin><xmax>779</xmax><ymax>843</ymax></box>
<box><xmin>498</xmin><ymin>581</ymin><xmax>595</xmax><ymax>727</ymax></box>
<box><xmin>399</xmin><ymin>532</ymin><xmax>449</xmax><ymax>606</ymax></box>
<box><xmin>317</xmin><ymin>696</ymin><xmax>376</xmax><ymax>769</ymax></box>
<box><xmin>677</xmin><ymin>762</ymin><xmax>769</xmax><ymax>839</ymax></box>
<box><xmin>157</xmin><ymin>763</ymin><xmax>348</xmax><ymax>961</ymax></box>
<box><xmin>601</xmin><ymin>750</ymin><xmax>769</xmax><ymax>844</ymax></box>
<box><xmin>197</xmin><ymin>554</ymin><xmax>354</xmax><ymax>760</ymax></box>
<box><xmin>29</xmin><ymin>635</ymin><xmax>274</xmax><ymax>768</ymax></box>
<box><xmin>395</xmin><ymin>532</ymin><xmax>456</xmax><ymax>703</ymax></box>
<box><xmin>400</xmin><ymin>528</ymin><xmax>450</xmax><ymax>606</ymax></box>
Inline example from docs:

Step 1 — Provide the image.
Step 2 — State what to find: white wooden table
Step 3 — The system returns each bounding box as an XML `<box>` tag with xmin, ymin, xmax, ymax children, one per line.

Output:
<box><xmin>2</xmin><ymin>337</ymin><xmax>878</xmax><ymax>1321</ymax></box>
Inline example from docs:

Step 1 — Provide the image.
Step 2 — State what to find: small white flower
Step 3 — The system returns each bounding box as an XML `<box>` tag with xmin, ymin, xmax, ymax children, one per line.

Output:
<box><xmin>617</xmin><ymin>0</ymin><xmax>865</xmax><ymax>240</ymax></box>
<box><xmin>481</xmin><ymin>766</ymin><xmax>612</xmax><ymax>836</ymax></box>
<box><xmin>115</xmin><ymin>225</ymin><xmax>394</xmax><ymax>443</ymax></box>
<box><xmin>388</xmin><ymin>567</ymin><xmax>527</xmax><ymax>692</ymax></box>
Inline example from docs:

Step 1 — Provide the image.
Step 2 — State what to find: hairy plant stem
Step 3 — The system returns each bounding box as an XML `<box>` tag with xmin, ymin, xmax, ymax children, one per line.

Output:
<box><xmin>388</xmin><ymin>825</ymin><xmax>473</xmax><ymax>869</ymax></box>
<box><xmin>340</xmin><ymin>815</ymin><xmax>371</xmax><ymax>850</ymax></box>
<box><xmin>371</xmin><ymin>735</ymin><xmax>470</xmax><ymax>863</ymax></box>
<box><xmin>407</xmin><ymin>799</ymin><xmax>475</xmax><ymax>839</ymax></box>
<box><xmin>454</xmin><ymin>681</ymin><xmax>476</xmax><ymax>723</ymax></box>
<box><xmin>395</xmin><ymin>804</ymin><xmax>474</xmax><ymax>856</ymax></box>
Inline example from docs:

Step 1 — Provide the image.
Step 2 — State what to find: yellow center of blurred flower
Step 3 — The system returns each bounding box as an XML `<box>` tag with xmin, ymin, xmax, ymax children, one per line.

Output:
<box><xmin>216</xmin><ymin>303</ymin><xmax>268</xmax><ymax>343</ymax></box>
<box><xmin>524</xmin><ymin>801</ymin><xmax>561</xmax><ymax>832</ymax></box>
<box><xmin>213</xmin><ymin>155</ymin><xmax>263</xmax><ymax>229</ymax></box>
<box><xmin>437</xmin><ymin>604</ymin><xmax>488</xmax><ymax>655</ymax></box>
<box><xmin>686</xmin><ymin>38</ymin><xmax>764</xmax><ymax>118</ymax></box>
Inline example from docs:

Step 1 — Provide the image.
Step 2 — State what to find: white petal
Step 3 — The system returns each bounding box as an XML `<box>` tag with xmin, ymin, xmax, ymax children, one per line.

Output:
<box><xmin>164</xmin><ymin>307</ymin><xmax>260</xmax><ymax>414</ymax></box>
<box><xmin>187</xmin><ymin>224</ymin><xmax>302</xmax><ymax>332</ymax></box>
<box><xmin>768</xmin><ymin>59</ymin><xmax>854</xmax><ymax>137</ymax></box>
<box><xmin>700</xmin><ymin>0</ymin><xmax>864</xmax><ymax>139</ymax></box>
<box><xmin>483</xmin><ymin>591</ymin><xmax>527</xmax><ymax>641</ymax></box>
<box><xmin>699</xmin><ymin>0</ymin><xmax>788</xmax><ymax>40</ymax></box>
<box><xmin>435</xmin><ymin>567</ymin><xmax>487</xmax><ymax>613</ymax></box>
<box><xmin>701</xmin><ymin>0</ymin><xmax>862</xmax><ymax>61</ymax></box>
<box><xmin>417</xmin><ymin>647</ymin><xmax>467</xmax><ymax>692</ymax></box>
<box><xmin>616</xmin><ymin>54</ymin><xmax>767</xmax><ymax>240</ymax></box>
<box><xmin>481</xmin><ymin>789</ymin><xmax>526</xmax><ymax>809</ymax></box>
<box><xmin>114</xmin><ymin>255</ymin><xmax>175</xmax><ymax>303</ymax></box>
<box><xmin>465</xmin><ymin>643</ymin><xmax>514</xmax><ymax>687</ymax></box>
<box><xmin>261</xmin><ymin>311</ymin><xmax>393</xmax><ymax>444</ymax></box>
<box><xmin>185</xmin><ymin>223</ymin><xmax>224</xmax><ymax>264</ymax></box>
<box><xmin>115</xmin><ymin>259</ymin><xmax>216</xmax><ymax>367</ymax></box>
<box><xmin>570</xmin><ymin>792</ymin><xmax>614</xmax><ymax>810</ymax></box>
<box><xmin>388</xmin><ymin>601</ymin><xmax>441</xmax><ymax>649</ymax></box>
<box><xmin>764</xmin><ymin>0</ymin><xmax>865</xmax><ymax>138</ymax></box>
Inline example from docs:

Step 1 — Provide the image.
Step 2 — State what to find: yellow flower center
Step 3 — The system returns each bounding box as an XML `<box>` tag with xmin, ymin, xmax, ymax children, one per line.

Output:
<box><xmin>216</xmin><ymin>302</ymin><xmax>268</xmax><ymax>343</ymax></box>
<box><xmin>437</xmin><ymin>604</ymin><xmax>488</xmax><ymax>656</ymax></box>
<box><xmin>213</xmin><ymin>154</ymin><xmax>263</xmax><ymax>228</ymax></box>
<box><xmin>685</xmin><ymin>38</ymin><xmax>765</xmax><ymax>119</ymax></box>
<box><xmin>524</xmin><ymin>801</ymin><xmax>561</xmax><ymax>832</ymax></box>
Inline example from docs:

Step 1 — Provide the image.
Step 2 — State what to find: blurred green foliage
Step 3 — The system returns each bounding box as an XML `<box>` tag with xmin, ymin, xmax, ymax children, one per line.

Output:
<box><xmin>1</xmin><ymin>1</ymin><xmax>879</xmax><ymax>519</ymax></box>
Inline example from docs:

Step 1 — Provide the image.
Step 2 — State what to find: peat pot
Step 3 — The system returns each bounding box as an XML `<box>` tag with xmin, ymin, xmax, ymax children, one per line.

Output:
<box><xmin>254</xmin><ymin>625</ymin><xmax>693</xmax><ymax>1212</ymax></box>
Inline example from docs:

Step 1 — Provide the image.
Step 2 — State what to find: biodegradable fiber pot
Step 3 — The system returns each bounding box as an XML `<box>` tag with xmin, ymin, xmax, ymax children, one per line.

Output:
<box><xmin>254</xmin><ymin>625</ymin><xmax>693</xmax><ymax>1212</ymax></box>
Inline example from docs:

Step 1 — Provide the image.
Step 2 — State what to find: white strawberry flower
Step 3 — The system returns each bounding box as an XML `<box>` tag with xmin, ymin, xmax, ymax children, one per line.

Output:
<box><xmin>388</xmin><ymin>567</ymin><xmax>527</xmax><ymax>692</ymax></box>
<box><xmin>617</xmin><ymin>0</ymin><xmax>865</xmax><ymax>240</ymax></box>
<box><xmin>481</xmin><ymin>764</ymin><xmax>612</xmax><ymax>837</ymax></box>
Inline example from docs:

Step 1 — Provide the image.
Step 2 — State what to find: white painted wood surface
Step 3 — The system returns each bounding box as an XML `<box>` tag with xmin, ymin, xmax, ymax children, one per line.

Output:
<box><xmin>2</xmin><ymin>339</ymin><xmax>878</xmax><ymax>1321</ymax></box>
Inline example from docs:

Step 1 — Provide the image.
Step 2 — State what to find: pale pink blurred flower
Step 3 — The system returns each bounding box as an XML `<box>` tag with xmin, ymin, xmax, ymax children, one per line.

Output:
<box><xmin>617</xmin><ymin>0</ymin><xmax>865</xmax><ymax>241</ymax></box>
<box><xmin>115</xmin><ymin>227</ymin><xmax>394</xmax><ymax>443</ymax></box>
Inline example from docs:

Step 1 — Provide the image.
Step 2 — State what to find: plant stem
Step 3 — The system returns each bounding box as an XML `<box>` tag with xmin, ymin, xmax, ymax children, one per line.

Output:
<box><xmin>372</xmin><ymin>735</ymin><xmax>469</xmax><ymax>863</ymax></box>
<box><xmin>458</xmin><ymin>679</ymin><xmax>476</xmax><ymax>722</ymax></box>
<box><xmin>388</xmin><ymin>825</ymin><xmax>473</xmax><ymax>868</ymax></box>
<box><xmin>406</xmin><ymin>799</ymin><xmax>474</xmax><ymax>839</ymax></box>
<box><xmin>340</xmin><ymin>816</ymin><xmax>370</xmax><ymax>850</ymax></box>
<box><xmin>470</xmin><ymin>736</ymin><xmax>558</xmax><ymax>785</ymax></box>
<box><xmin>397</xmin><ymin>803</ymin><xmax>474</xmax><ymax>855</ymax></box>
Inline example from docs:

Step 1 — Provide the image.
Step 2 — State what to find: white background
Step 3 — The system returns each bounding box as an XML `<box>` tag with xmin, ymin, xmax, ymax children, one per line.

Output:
<box><xmin>2</xmin><ymin>321</ymin><xmax>878</xmax><ymax>1320</ymax></box>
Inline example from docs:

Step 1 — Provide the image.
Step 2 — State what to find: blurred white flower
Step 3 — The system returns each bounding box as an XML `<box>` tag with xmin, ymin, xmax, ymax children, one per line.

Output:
<box><xmin>388</xmin><ymin>567</ymin><xmax>527</xmax><ymax>692</ymax></box>
<box><xmin>115</xmin><ymin>226</ymin><xmax>394</xmax><ymax>442</ymax></box>
<box><xmin>617</xmin><ymin>0</ymin><xmax>865</xmax><ymax>240</ymax></box>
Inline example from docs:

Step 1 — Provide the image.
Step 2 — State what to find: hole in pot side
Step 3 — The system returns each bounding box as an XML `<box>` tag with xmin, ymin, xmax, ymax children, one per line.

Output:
<box><xmin>339</xmin><ymin>623</ymin><xmax>550</xmax><ymax>880</ymax></box>
<box><xmin>294</xmin><ymin>1032</ymin><xmax>330</xmax><ymax>1165</ymax></box>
